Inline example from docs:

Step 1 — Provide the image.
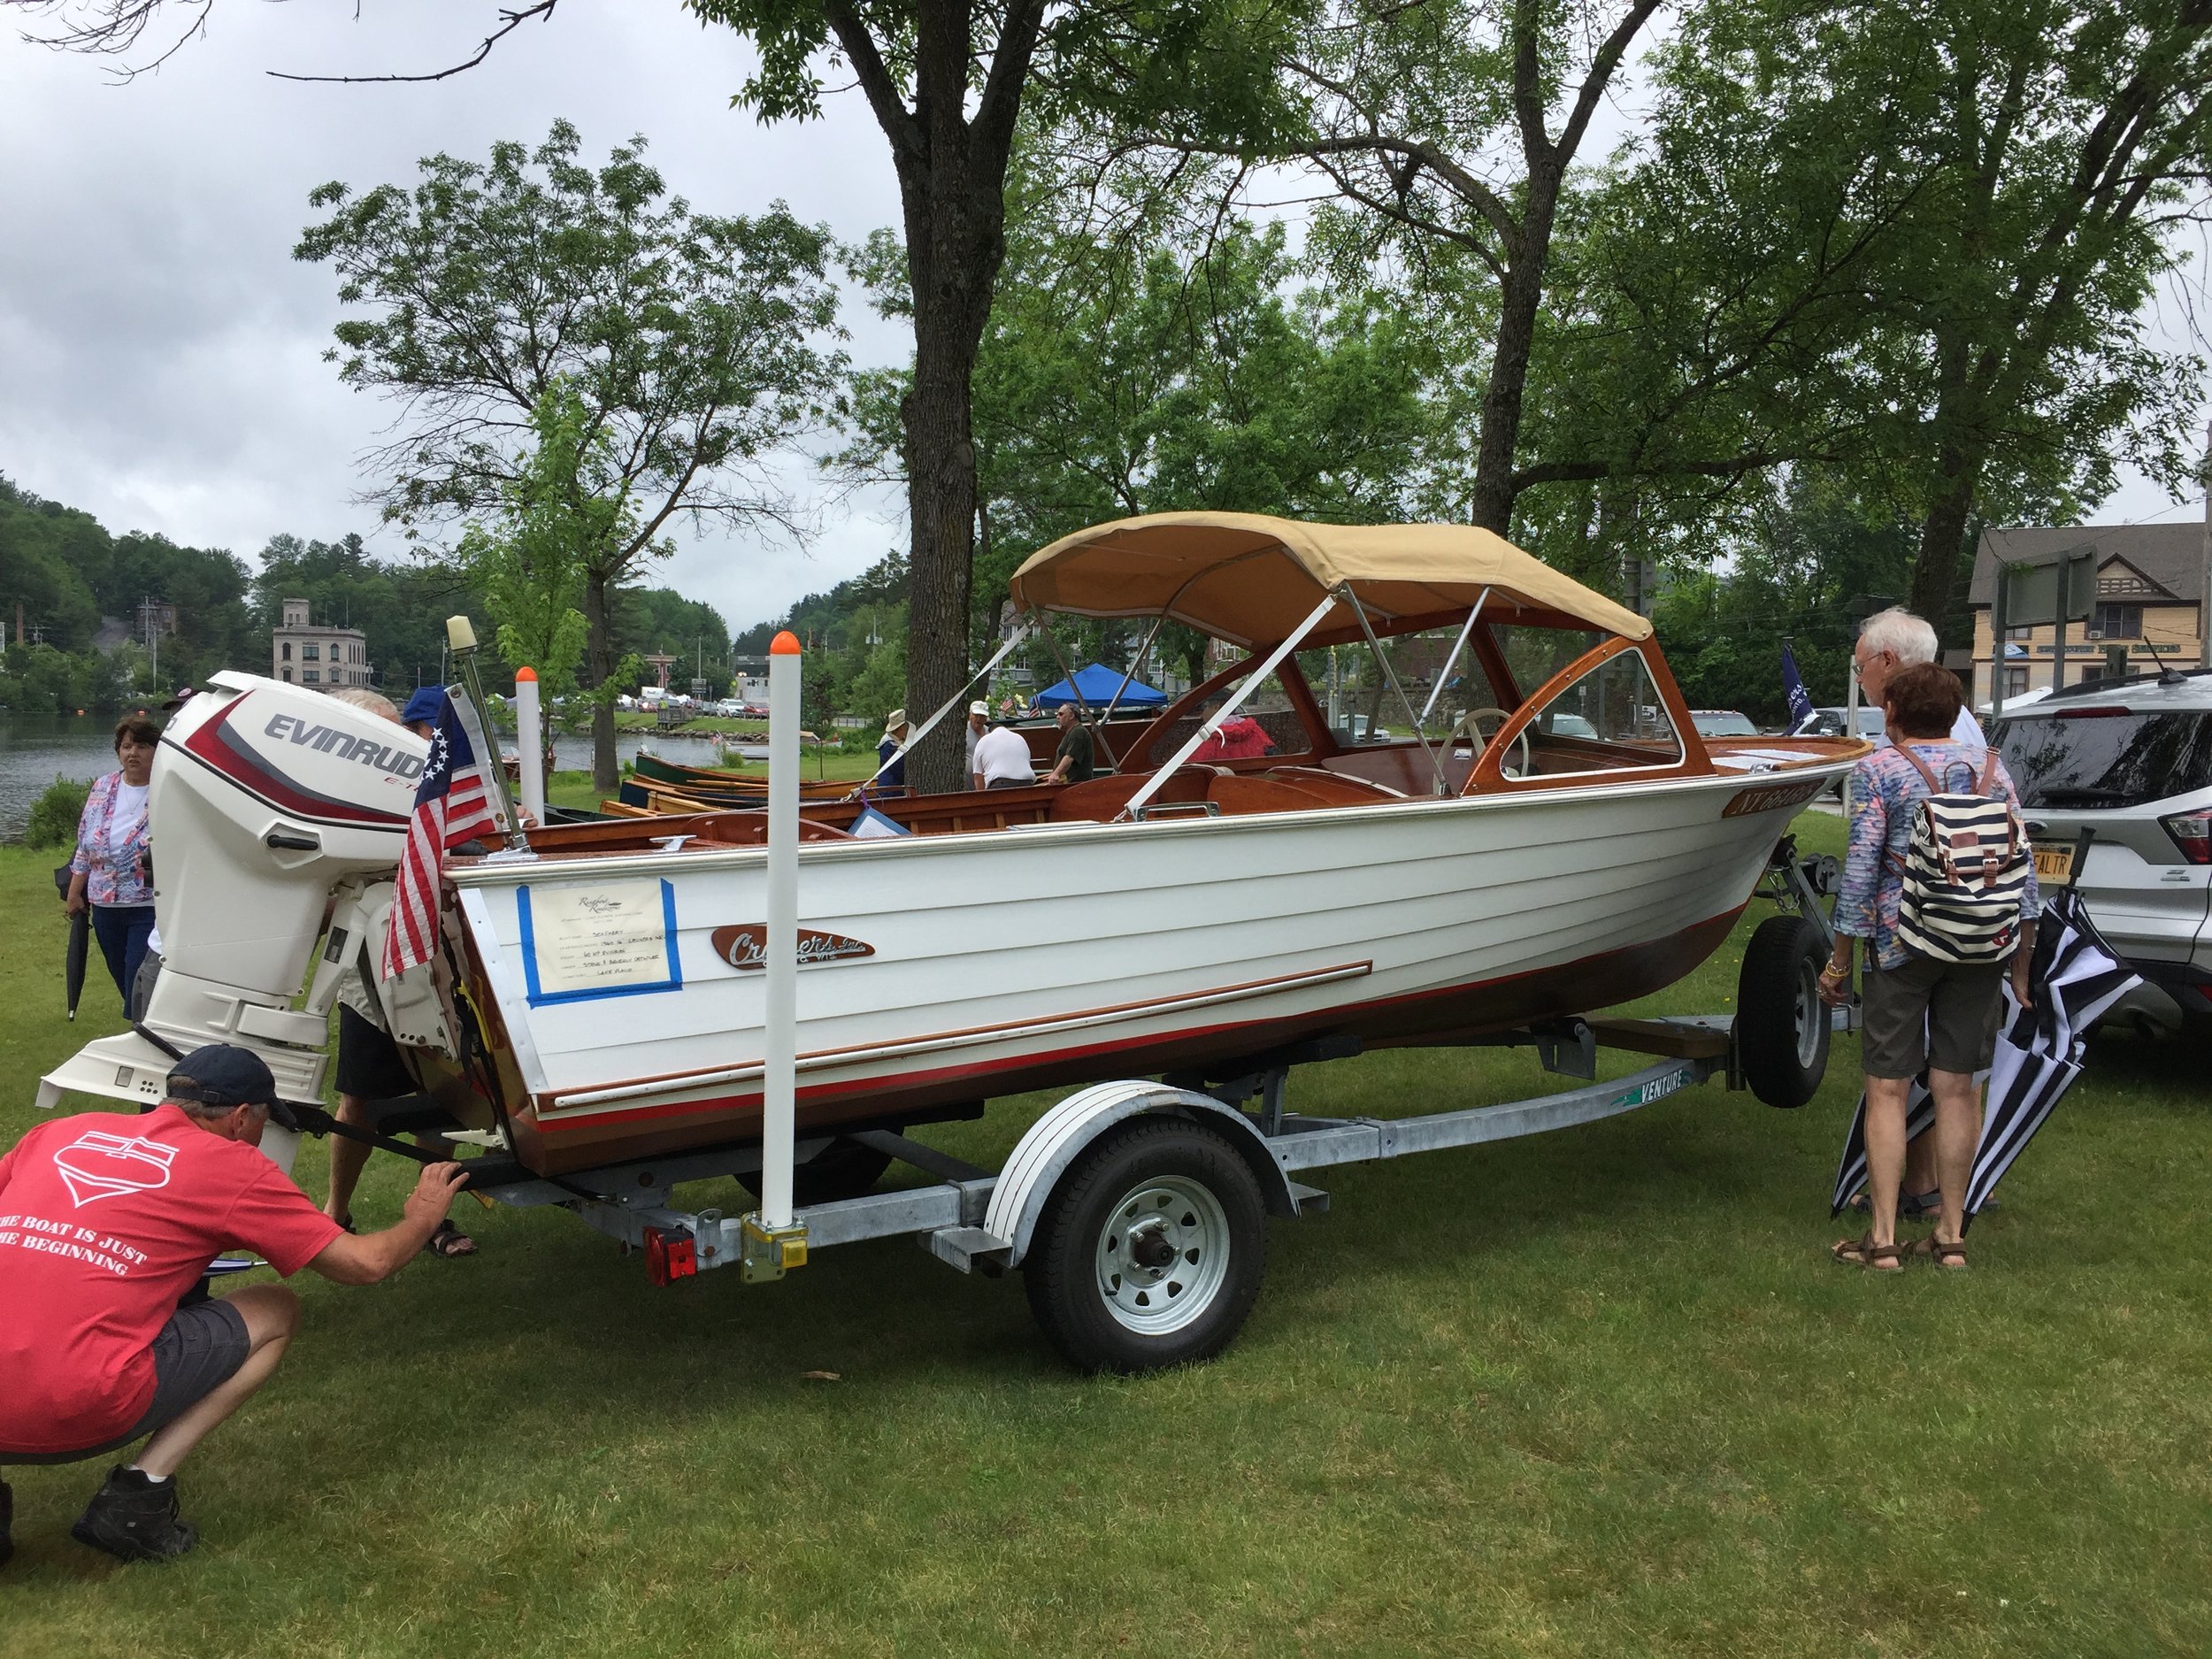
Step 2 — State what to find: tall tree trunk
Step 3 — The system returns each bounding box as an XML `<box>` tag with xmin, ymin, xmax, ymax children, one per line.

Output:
<box><xmin>893</xmin><ymin>132</ymin><xmax>1010</xmax><ymax>792</ymax></box>
<box><xmin>1468</xmin><ymin>183</ymin><xmax>1556</xmax><ymax>534</ymax></box>
<box><xmin>584</xmin><ymin>566</ymin><xmax>616</xmax><ymax>793</ymax></box>
<box><xmin>1909</xmin><ymin>456</ymin><xmax>1982</xmax><ymax>641</ymax></box>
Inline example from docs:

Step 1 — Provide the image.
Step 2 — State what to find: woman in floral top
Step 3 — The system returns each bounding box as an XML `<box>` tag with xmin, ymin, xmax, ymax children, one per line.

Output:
<box><xmin>1819</xmin><ymin>664</ymin><xmax>2037</xmax><ymax>1272</ymax></box>
<box><xmin>66</xmin><ymin>715</ymin><xmax>160</xmax><ymax>1003</ymax></box>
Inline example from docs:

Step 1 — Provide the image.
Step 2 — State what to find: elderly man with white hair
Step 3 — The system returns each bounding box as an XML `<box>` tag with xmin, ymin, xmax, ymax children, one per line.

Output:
<box><xmin>1852</xmin><ymin>607</ymin><xmax>1985</xmax><ymax>755</ymax></box>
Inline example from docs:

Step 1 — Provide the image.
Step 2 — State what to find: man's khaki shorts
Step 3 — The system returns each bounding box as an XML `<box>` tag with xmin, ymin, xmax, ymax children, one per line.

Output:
<box><xmin>1862</xmin><ymin>954</ymin><xmax>2005</xmax><ymax>1079</ymax></box>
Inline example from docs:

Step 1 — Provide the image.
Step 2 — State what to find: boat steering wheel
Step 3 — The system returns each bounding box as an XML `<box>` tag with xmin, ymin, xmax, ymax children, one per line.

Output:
<box><xmin>1451</xmin><ymin>706</ymin><xmax>1532</xmax><ymax>779</ymax></box>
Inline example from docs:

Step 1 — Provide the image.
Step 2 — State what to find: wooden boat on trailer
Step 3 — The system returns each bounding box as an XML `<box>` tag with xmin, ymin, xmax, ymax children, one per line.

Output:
<box><xmin>411</xmin><ymin>513</ymin><xmax>1868</xmax><ymax>1175</ymax></box>
<box><xmin>41</xmin><ymin>512</ymin><xmax>1867</xmax><ymax>1188</ymax></box>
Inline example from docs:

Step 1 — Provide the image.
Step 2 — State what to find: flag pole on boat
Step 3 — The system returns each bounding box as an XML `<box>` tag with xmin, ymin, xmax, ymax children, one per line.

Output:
<box><xmin>444</xmin><ymin>615</ymin><xmax>531</xmax><ymax>856</ymax></box>
<box><xmin>742</xmin><ymin>628</ymin><xmax>810</xmax><ymax>1280</ymax></box>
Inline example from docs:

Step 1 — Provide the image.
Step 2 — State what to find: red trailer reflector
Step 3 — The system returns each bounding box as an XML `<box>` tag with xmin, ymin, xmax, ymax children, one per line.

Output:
<box><xmin>643</xmin><ymin>1225</ymin><xmax>697</xmax><ymax>1286</ymax></box>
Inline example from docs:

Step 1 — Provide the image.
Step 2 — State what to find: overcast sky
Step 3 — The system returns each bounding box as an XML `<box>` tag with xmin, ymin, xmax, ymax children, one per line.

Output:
<box><xmin>0</xmin><ymin>0</ymin><xmax>911</xmax><ymax>635</ymax></box>
<box><xmin>2</xmin><ymin>1</ymin><xmax>2203</xmax><ymax>643</ymax></box>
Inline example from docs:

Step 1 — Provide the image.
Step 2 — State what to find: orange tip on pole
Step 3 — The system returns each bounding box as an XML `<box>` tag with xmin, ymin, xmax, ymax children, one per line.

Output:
<box><xmin>771</xmin><ymin>630</ymin><xmax>802</xmax><ymax>656</ymax></box>
<box><xmin>515</xmin><ymin>665</ymin><xmax>537</xmax><ymax>681</ymax></box>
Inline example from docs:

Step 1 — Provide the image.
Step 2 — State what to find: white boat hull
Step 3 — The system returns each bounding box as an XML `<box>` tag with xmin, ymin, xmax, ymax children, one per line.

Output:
<box><xmin>449</xmin><ymin>765</ymin><xmax>1839</xmax><ymax>1172</ymax></box>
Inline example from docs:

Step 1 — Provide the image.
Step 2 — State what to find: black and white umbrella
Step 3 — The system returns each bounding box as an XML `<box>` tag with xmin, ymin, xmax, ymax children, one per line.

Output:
<box><xmin>1830</xmin><ymin>889</ymin><xmax>2140</xmax><ymax>1225</ymax></box>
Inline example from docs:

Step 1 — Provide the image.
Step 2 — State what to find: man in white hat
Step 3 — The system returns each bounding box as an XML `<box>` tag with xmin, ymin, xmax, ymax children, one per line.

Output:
<box><xmin>877</xmin><ymin>710</ymin><xmax>910</xmax><ymax>794</ymax></box>
<box><xmin>965</xmin><ymin>701</ymin><xmax>989</xmax><ymax>780</ymax></box>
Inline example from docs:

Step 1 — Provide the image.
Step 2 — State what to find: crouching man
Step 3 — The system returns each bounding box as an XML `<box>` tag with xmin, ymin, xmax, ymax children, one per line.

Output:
<box><xmin>0</xmin><ymin>1044</ymin><xmax>466</xmax><ymax>1565</ymax></box>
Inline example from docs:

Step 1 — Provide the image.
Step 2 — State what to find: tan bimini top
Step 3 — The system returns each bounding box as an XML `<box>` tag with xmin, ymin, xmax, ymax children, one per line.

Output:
<box><xmin>1007</xmin><ymin>511</ymin><xmax>1653</xmax><ymax>649</ymax></box>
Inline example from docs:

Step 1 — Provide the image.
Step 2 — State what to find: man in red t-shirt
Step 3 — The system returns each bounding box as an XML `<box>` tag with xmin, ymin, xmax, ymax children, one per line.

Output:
<box><xmin>0</xmin><ymin>1044</ymin><xmax>466</xmax><ymax>1564</ymax></box>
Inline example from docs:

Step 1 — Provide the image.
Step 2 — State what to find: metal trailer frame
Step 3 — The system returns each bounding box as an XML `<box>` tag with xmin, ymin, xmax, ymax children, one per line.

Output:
<box><xmin>475</xmin><ymin>1017</ymin><xmax>1735</xmax><ymax>1285</ymax></box>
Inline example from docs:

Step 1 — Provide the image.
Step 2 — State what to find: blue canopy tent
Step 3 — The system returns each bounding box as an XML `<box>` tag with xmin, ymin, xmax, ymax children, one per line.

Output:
<box><xmin>1032</xmin><ymin>662</ymin><xmax>1169</xmax><ymax>710</ymax></box>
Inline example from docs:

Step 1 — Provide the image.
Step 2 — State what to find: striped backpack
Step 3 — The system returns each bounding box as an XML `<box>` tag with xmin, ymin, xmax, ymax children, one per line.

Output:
<box><xmin>1893</xmin><ymin>746</ymin><xmax>2032</xmax><ymax>964</ymax></box>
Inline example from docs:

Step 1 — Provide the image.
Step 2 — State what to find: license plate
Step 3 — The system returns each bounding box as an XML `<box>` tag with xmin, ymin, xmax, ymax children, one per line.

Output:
<box><xmin>2032</xmin><ymin>841</ymin><xmax>2078</xmax><ymax>887</ymax></box>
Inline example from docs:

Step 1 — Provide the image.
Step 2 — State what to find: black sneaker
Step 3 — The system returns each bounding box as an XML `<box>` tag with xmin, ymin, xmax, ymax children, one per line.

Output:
<box><xmin>70</xmin><ymin>1467</ymin><xmax>197</xmax><ymax>1563</ymax></box>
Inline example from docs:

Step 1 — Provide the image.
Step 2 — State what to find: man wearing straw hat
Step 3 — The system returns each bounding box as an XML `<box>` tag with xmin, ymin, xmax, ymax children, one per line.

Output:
<box><xmin>877</xmin><ymin>710</ymin><xmax>910</xmax><ymax>794</ymax></box>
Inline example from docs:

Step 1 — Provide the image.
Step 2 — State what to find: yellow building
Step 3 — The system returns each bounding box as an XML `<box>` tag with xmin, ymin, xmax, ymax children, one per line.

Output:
<box><xmin>271</xmin><ymin>597</ymin><xmax>374</xmax><ymax>690</ymax></box>
<box><xmin>1968</xmin><ymin>524</ymin><xmax>2205</xmax><ymax>707</ymax></box>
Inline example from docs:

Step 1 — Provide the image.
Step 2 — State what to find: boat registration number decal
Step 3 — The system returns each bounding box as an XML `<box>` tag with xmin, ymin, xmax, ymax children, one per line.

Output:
<box><xmin>711</xmin><ymin>925</ymin><xmax>876</xmax><ymax>971</ymax></box>
<box><xmin>1722</xmin><ymin>780</ymin><xmax>1824</xmax><ymax>818</ymax></box>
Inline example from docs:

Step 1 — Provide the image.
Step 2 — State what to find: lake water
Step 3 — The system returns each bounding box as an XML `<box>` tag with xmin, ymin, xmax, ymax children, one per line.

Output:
<box><xmin>0</xmin><ymin>713</ymin><xmax>737</xmax><ymax>840</ymax></box>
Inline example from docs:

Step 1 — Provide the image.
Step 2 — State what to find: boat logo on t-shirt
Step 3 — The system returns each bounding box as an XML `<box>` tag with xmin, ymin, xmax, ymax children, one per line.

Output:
<box><xmin>51</xmin><ymin>1130</ymin><xmax>178</xmax><ymax>1208</ymax></box>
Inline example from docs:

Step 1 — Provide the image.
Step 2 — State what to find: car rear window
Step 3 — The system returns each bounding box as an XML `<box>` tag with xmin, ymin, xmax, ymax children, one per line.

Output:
<box><xmin>1997</xmin><ymin>710</ymin><xmax>2212</xmax><ymax>807</ymax></box>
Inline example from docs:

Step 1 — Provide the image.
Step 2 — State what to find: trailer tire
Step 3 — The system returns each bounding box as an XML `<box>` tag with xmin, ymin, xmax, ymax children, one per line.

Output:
<box><xmin>738</xmin><ymin>1138</ymin><xmax>894</xmax><ymax>1207</ymax></box>
<box><xmin>1023</xmin><ymin>1117</ymin><xmax>1267</xmax><ymax>1374</ymax></box>
<box><xmin>1738</xmin><ymin>914</ymin><xmax>1831</xmax><ymax>1109</ymax></box>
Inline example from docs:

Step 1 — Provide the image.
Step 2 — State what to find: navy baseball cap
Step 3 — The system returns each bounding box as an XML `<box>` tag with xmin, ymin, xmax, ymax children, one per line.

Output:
<box><xmin>400</xmin><ymin>687</ymin><xmax>447</xmax><ymax>728</ymax></box>
<box><xmin>166</xmin><ymin>1045</ymin><xmax>298</xmax><ymax>1129</ymax></box>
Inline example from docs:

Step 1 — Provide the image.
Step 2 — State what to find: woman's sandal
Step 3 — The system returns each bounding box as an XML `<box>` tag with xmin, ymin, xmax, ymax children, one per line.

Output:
<box><xmin>1909</xmin><ymin>1235</ymin><xmax>1969</xmax><ymax>1271</ymax></box>
<box><xmin>424</xmin><ymin>1218</ymin><xmax>477</xmax><ymax>1259</ymax></box>
<box><xmin>1831</xmin><ymin>1233</ymin><xmax>1907</xmax><ymax>1271</ymax></box>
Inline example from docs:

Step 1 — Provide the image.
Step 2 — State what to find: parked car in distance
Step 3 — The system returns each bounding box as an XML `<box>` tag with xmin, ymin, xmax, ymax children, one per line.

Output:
<box><xmin>1801</xmin><ymin>705</ymin><xmax>1886</xmax><ymax>741</ymax></box>
<box><xmin>1993</xmin><ymin>668</ymin><xmax>2212</xmax><ymax>1035</ymax></box>
<box><xmin>1689</xmin><ymin>709</ymin><xmax>1759</xmax><ymax>738</ymax></box>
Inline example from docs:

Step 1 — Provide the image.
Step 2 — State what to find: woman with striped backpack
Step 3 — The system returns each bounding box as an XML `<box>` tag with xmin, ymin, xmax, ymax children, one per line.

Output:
<box><xmin>1822</xmin><ymin>663</ymin><xmax>2040</xmax><ymax>1272</ymax></box>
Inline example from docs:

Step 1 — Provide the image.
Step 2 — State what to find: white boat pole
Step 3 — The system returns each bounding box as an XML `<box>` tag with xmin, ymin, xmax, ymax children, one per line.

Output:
<box><xmin>513</xmin><ymin>666</ymin><xmax>546</xmax><ymax>824</ymax></box>
<box><xmin>762</xmin><ymin>628</ymin><xmax>802</xmax><ymax>1233</ymax></box>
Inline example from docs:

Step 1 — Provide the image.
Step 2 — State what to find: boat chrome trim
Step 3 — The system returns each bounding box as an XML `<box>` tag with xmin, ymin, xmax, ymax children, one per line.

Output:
<box><xmin>541</xmin><ymin>958</ymin><xmax>1376</xmax><ymax>1115</ymax></box>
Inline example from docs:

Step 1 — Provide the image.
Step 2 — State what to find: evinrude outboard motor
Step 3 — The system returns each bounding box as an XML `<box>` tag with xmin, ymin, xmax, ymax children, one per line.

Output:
<box><xmin>36</xmin><ymin>672</ymin><xmax>436</xmax><ymax>1153</ymax></box>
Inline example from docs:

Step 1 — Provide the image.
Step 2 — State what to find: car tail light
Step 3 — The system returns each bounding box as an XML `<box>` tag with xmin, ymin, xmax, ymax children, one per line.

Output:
<box><xmin>2055</xmin><ymin>706</ymin><xmax>2129</xmax><ymax>719</ymax></box>
<box><xmin>643</xmin><ymin>1225</ymin><xmax>696</xmax><ymax>1286</ymax></box>
<box><xmin>2162</xmin><ymin>810</ymin><xmax>2212</xmax><ymax>865</ymax></box>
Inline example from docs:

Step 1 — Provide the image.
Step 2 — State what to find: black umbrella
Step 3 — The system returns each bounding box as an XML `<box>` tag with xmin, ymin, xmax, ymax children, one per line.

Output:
<box><xmin>1831</xmin><ymin>888</ymin><xmax>2142</xmax><ymax>1225</ymax></box>
<box><xmin>1965</xmin><ymin>889</ymin><xmax>2140</xmax><ymax>1229</ymax></box>
<box><xmin>55</xmin><ymin>863</ymin><xmax>88</xmax><ymax>1020</ymax></box>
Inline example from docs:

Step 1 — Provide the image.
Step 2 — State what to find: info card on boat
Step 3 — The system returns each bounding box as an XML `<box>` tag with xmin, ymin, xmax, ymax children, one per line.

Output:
<box><xmin>517</xmin><ymin>876</ymin><xmax>682</xmax><ymax>1004</ymax></box>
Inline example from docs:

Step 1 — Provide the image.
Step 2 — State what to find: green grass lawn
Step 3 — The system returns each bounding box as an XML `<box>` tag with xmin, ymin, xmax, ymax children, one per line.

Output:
<box><xmin>2</xmin><ymin>812</ymin><xmax>2207</xmax><ymax>1657</ymax></box>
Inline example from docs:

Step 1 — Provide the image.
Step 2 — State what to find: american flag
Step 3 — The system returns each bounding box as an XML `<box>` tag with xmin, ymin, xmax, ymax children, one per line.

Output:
<box><xmin>381</xmin><ymin>689</ymin><xmax>502</xmax><ymax>979</ymax></box>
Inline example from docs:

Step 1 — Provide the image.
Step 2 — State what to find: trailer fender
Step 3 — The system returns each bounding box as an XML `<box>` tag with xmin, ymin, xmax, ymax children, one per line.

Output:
<box><xmin>985</xmin><ymin>1079</ymin><xmax>1298</xmax><ymax>1269</ymax></box>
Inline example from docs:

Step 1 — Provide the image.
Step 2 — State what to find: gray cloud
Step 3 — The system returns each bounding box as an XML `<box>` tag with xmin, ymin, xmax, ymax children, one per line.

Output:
<box><xmin>0</xmin><ymin>0</ymin><xmax>909</xmax><ymax>632</ymax></box>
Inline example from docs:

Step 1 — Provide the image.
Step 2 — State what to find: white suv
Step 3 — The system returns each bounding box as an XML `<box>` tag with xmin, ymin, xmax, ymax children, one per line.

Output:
<box><xmin>1992</xmin><ymin>668</ymin><xmax>2212</xmax><ymax>1034</ymax></box>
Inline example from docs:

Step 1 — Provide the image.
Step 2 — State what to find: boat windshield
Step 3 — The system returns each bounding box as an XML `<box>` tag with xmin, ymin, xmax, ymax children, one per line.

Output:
<box><xmin>1517</xmin><ymin>646</ymin><xmax>1686</xmax><ymax>774</ymax></box>
<box><xmin>1295</xmin><ymin>634</ymin><xmax>1510</xmax><ymax>749</ymax></box>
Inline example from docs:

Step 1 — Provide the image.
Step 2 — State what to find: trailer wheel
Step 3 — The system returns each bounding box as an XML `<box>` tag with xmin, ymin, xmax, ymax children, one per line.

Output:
<box><xmin>1737</xmin><ymin>914</ymin><xmax>1831</xmax><ymax>1109</ymax></box>
<box><xmin>1023</xmin><ymin>1117</ymin><xmax>1267</xmax><ymax>1374</ymax></box>
<box><xmin>738</xmin><ymin>1138</ymin><xmax>894</xmax><ymax>1207</ymax></box>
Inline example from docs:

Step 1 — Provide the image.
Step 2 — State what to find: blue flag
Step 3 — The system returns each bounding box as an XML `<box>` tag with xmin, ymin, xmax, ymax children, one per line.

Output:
<box><xmin>1780</xmin><ymin>642</ymin><xmax>1816</xmax><ymax>734</ymax></box>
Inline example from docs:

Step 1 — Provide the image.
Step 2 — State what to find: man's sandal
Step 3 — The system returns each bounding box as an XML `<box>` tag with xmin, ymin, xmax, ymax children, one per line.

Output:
<box><xmin>1831</xmin><ymin>1233</ymin><xmax>1906</xmax><ymax>1271</ymax></box>
<box><xmin>1909</xmin><ymin>1235</ymin><xmax>1968</xmax><ymax>1271</ymax></box>
<box><xmin>424</xmin><ymin>1218</ymin><xmax>477</xmax><ymax>1258</ymax></box>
